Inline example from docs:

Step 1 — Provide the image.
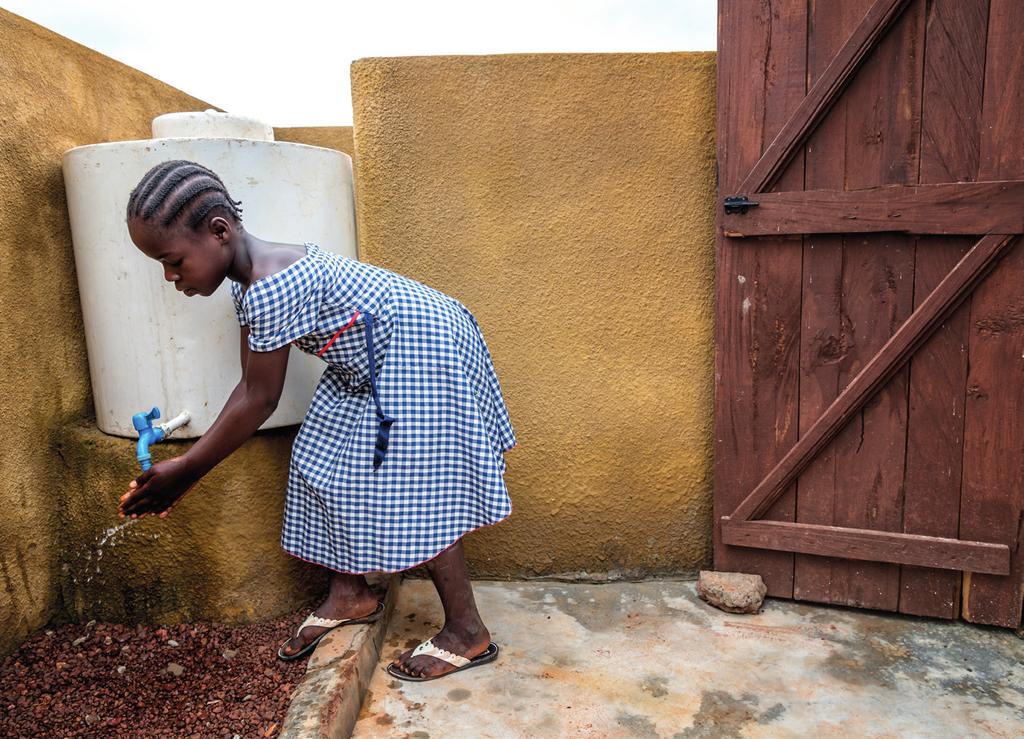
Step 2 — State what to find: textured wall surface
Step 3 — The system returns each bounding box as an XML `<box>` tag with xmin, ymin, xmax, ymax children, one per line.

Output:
<box><xmin>0</xmin><ymin>9</ymin><xmax>355</xmax><ymax>656</ymax></box>
<box><xmin>275</xmin><ymin>126</ymin><xmax>355</xmax><ymax>154</ymax></box>
<box><xmin>351</xmin><ymin>53</ymin><xmax>718</xmax><ymax>578</ymax></box>
<box><xmin>57</xmin><ymin>426</ymin><xmax>325</xmax><ymax>624</ymax></box>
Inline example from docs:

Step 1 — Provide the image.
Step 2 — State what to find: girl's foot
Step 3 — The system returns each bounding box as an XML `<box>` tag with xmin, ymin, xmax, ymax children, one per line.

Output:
<box><xmin>391</xmin><ymin>620</ymin><xmax>492</xmax><ymax>679</ymax></box>
<box><xmin>279</xmin><ymin>586</ymin><xmax>379</xmax><ymax>658</ymax></box>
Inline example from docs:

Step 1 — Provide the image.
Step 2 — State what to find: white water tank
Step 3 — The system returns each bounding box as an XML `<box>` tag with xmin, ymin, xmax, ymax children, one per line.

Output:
<box><xmin>63</xmin><ymin>111</ymin><xmax>357</xmax><ymax>438</ymax></box>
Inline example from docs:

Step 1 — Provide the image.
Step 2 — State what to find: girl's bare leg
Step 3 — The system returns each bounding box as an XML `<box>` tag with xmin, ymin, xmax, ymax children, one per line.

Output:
<box><xmin>392</xmin><ymin>539</ymin><xmax>491</xmax><ymax>678</ymax></box>
<box><xmin>279</xmin><ymin>571</ymin><xmax>379</xmax><ymax>657</ymax></box>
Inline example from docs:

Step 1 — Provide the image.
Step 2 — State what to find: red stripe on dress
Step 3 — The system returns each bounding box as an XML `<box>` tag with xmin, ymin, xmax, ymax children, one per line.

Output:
<box><xmin>316</xmin><ymin>310</ymin><xmax>360</xmax><ymax>357</ymax></box>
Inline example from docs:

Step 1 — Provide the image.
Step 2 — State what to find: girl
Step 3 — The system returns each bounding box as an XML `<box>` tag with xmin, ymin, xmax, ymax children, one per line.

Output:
<box><xmin>118</xmin><ymin>160</ymin><xmax>516</xmax><ymax>682</ymax></box>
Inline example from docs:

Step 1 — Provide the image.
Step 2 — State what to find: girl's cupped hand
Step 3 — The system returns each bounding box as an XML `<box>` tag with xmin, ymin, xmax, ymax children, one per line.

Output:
<box><xmin>119</xmin><ymin>456</ymin><xmax>198</xmax><ymax>519</ymax></box>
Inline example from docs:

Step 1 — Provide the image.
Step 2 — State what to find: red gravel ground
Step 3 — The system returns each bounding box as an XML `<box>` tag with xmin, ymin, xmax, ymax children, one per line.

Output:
<box><xmin>0</xmin><ymin>608</ymin><xmax>316</xmax><ymax>738</ymax></box>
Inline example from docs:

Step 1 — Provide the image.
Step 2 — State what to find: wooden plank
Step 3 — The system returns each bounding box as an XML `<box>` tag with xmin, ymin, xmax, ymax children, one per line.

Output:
<box><xmin>721</xmin><ymin>180</ymin><xmax>1024</xmax><ymax>236</ymax></box>
<box><xmin>793</xmin><ymin>0</ymin><xmax>873</xmax><ymax>607</ymax></box>
<box><xmin>792</xmin><ymin>0</ymin><xmax>922</xmax><ymax>609</ymax></box>
<box><xmin>961</xmin><ymin>0</ymin><xmax>1024</xmax><ymax>629</ymax></box>
<box><xmin>917</xmin><ymin>0</ymin><xmax>988</xmax><ymax>183</ymax></box>
<box><xmin>714</xmin><ymin>0</ymin><xmax>806</xmax><ymax>597</ymax></box>
<box><xmin>736</xmin><ymin>0</ymin><xmax>912</xmax><ymax>195</ymax></box>
<box><xmin>721</xmin><ymin>519</ymin><xmax>1010</xmax><ymax>575</ymax></box>
<box><xmin>828</xmin><ymin>0</ymin><xmax>921</xmax><ymax>611</ymax></box>
<box><xmin>901</xmin><ymin>236</ymin><xmax>972</xmax><ymax>619</ymax></box>
<box><xmin>900</xmin><ymin>0</ymin><xmax>989</xmax><ymax>620</ymax></box>
<box><xmin>731</xmin><ymin>234</ymin><xmax>1016</xmax><ymax>524</ymax></box>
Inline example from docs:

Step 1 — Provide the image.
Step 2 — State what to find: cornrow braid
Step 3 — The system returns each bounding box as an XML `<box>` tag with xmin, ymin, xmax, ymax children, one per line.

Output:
<box><xmin>128</xmin><ymin>160</ymin><xmax>181</xmax><ymax>216</ymax></box>
<box><xmin>126</xmin><ymin>160</ymin><xmax>243</xmax><ymax>231</ymax></box>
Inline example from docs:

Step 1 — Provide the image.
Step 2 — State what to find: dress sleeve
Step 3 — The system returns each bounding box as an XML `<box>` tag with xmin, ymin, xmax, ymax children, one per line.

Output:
<box><xmin>230</xmin><ymin>281</ymin><xmax>247</xmax><ymax>327</ymax></box>
<box><xmin>242</xmin><ymin>268</ymin><xmax>322</xmax><ymax>353</ymax></box>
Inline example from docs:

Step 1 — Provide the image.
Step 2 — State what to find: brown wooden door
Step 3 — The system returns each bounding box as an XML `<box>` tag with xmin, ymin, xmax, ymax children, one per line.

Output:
<box><xmin>714</xmin><ymin>0</ymin><xmax>1024</xmax><ymax>627</ymax></box>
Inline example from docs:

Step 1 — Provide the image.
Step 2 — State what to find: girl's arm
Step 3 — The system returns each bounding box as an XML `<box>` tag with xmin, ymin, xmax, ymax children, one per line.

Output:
<box><xmin>184</xmin><ymin>326</ymin><xmax>289</xmax><ymax>477</ymax></box>
<box><xmin>119</xmin><ymin>326</ymin><xmax>290</xmax><ymax>518</ymax></box>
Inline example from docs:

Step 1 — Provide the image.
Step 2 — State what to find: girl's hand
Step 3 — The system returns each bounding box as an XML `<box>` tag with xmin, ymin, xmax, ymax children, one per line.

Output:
<box><xmin>119</xmin><ymin>456</ymin><xmax>198</xmax><ymax>519</ymax></box>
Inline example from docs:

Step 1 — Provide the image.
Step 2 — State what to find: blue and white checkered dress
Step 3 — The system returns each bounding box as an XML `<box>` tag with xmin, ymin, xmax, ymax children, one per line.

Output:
<box><xmin>230</xmin><ymin>243</ymin><xmax>515</xmax><ymax>573</ymax></box>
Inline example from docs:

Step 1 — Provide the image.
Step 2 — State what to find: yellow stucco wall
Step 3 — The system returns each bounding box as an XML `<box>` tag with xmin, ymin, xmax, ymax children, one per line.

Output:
<box><xmin>351</xmin><ymin>53</ymin><xmax>718</xmax><ymax>578</ymax></box>
<box><xmin>57</xmin><ymin>426</ymin><xmax>327</xmax><ymax>624</ymax></box>
<box><xmin>275</xmin><ymin>126</ymin><xmax>355</xmax><ymax>154</ymax></box>
<box><xmin>0</xmin><ymin>9</ymin><xmax>356</xmax><ymax>656</ymax></box>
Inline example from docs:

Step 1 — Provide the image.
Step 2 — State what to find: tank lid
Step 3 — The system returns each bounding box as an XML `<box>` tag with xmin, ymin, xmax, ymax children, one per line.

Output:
<box><xmin>151</xmin><ymin>110</ymin><xmax>275</xmax><ymax>141</ymax></box>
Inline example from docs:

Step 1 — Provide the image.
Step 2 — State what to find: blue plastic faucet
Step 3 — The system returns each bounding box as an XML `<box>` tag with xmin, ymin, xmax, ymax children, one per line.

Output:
<box><xmin>132</xmin><ymin>407</ymin><xmax>165</xmax><ymax>472</ymax></box>
<box><xmin>131</xmin><ymin>406</ymin><xmax>191</xmax><ymax>471</ymax></box>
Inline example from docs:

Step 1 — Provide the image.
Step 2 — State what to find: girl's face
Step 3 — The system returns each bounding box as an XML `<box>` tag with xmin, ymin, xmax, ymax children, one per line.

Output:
<box><xmin>128</xmin><ymin>217</ymin><xmax>234</xmax><ymax>297</ymax></box>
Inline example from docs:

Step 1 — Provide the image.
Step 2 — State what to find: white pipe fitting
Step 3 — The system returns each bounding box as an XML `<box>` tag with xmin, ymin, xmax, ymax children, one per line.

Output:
<box><xmin>158</xmin><ymin>410</ymin><xmax>192</xmax><ymax>439</ymax></box>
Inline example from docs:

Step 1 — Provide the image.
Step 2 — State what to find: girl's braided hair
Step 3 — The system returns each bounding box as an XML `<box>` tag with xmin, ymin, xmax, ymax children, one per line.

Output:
<box><xmin>126</xmin><ymin>160</ymin><xmax>243</xmax><ymax>231</ymax></box>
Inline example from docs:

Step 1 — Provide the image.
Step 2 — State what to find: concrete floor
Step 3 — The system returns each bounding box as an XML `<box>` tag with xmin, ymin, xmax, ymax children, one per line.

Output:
<box><xmin>354</xmin><ymin>579</ymin><xmax>1024</xmax><ymax>738</ymax></box>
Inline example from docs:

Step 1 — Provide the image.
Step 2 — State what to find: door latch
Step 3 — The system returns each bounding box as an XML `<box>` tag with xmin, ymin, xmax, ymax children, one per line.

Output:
<box><xmin>723</xmin><ymin>195</ymin><xmax>759</xmax><ymax>214</ymax></box>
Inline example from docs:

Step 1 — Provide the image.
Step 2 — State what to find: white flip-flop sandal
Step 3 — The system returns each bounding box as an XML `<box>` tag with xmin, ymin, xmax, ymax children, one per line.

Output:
<box><xmin>387</xmin><ymin>639</ymin><xmax>500</xmax><ymax>682</ymax></box>
<box><xmin>277</xmin><ymin>601</ymin><xmax>384</xmax><ymax>661</ymax></box>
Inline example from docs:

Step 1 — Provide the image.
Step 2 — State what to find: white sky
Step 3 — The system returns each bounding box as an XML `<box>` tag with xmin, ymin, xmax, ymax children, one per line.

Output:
<box><xmin>1</xmin><ymin>0</ymin><xmax>717</xmax><ymax>127</ymax></box>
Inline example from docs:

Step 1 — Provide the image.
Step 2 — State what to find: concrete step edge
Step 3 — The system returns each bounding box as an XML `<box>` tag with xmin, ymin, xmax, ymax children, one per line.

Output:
<box><xmin>280</xmin><ymin>577</ymin><xmax>399</xmax><ymax>739</ymax></box>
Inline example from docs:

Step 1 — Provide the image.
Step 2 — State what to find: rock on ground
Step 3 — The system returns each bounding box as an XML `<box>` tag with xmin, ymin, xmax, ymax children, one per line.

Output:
<box><xmin>697</xmin><ymin>570</ymin><xmax>767</xmax><ymax>614</ymax></box>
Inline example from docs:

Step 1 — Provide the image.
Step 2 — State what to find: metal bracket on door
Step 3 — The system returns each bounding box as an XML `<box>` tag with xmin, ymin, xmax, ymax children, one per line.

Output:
<box><xmin>723</xmin><ymin>195</ymin><xmax>759</xmax><ymax>214</ymax></box>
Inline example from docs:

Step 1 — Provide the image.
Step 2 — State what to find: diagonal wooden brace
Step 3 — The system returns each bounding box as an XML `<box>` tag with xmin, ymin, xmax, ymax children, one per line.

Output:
<box><xmin>735</xmin><ymin>0</ymin><xmax>912</xmax><ymax>195</ymax></box>
<box><xmin>725</xmin><ymin>233</ymin><xmax>1018</xmax><ymax>524</ymax></box>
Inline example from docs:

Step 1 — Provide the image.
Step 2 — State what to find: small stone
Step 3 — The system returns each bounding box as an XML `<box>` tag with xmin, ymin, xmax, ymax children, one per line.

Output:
<box><xmin>121</xmin><ymin>645</ymin><xmax>130</xmax><ymax>653</ymax></box>
<box><xmin>116</xmin><ymin>665</ymin><xmax>126</xmax><ymax>674</ymax></box>
<box><xmin>44</xmin><ymin>630</ymin><xmax>54</xmax><ymax>636</ymax></box>
<box><xmin>104</xmin><ymin>636</ymin><xmax>113</xmax><ymax>646</ymax></box>
<box><xmin>242</xmin><ymin>694</ymin><xmax>253</xmax><ymax>702</ymax></box>
<box><xmin>166</xmin><ymin>662</ymin><xmax>185</xmax><ymax>677</ymax></box>
<box><xmin>72</xmin><ymin>636</ymin><xmax>88</xmax><ymax>647</ymax></box>
<box><xmin>85</xmin><ymin>620</ymin><xmax>96</xmax><ymax>629</ymax></box>
<box><xmin>697</xmin><ymin>570</ymin><xmax>767</xmax><ymax>614</ymax></box>
<box><xmin>222</xmin><ymin>649</ymin><xmax>237</xmax><ymax>660</ymax></box>
<box><xmin>84</xmin><ymin>714</ymin><xmax>100</xmax><ymax>726</ymax></box>
<box><xmin>167</xmin><ymin>639</ymin><xmax>179</xmax><ymax>647</ymax></box>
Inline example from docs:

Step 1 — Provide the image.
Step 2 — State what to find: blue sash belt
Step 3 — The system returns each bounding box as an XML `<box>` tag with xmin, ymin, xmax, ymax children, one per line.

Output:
<box><xmin>363</xmin><ymin>311</ymin><xmax>394</xmax><ymax>469</ymax></box>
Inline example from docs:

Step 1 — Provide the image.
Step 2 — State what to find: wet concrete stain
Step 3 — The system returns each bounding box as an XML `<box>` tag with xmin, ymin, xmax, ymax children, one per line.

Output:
<box><xmin>447</xmin><ymin>688</ymin><xmax>471</xmax><ymax>701</ymax></box>
<box><xmin>759</xmin><ymin>702</ymin><xmax>787</xmax><ymax>723</ymax></box>
<box><xmin>518</xmin><ymin>581</ymin><xmax>712</xmax><ymax>632</ymax></box>
<box><xmin>640</xmin><ymin>675</ymin><xmax>669</xmax><ymax>698</ymax></box>
<box><xmin>661</xmin><ymin>585</ymin><xmax>714</xmax><ymax>628</ymax></box>
<box><xmin>484</xmin><ymin>674</ymin><xmax>532</xmax><ymax>699</ymax></box>
<box><xmin>616</xmin><ymin>711</ymin><xmax>660</xmax><ymax>738</ymax></box>
<box><xmin>550</xmin><ymin>652</ymin><xmax>578</xmax><ymax>668</ymax></box>
<box><xmin>674</xmin><ymin>690</ymin><xmax>782</xmax><ymax>737</ymax></box>
<box><xmin>803</xmin><ymin>604</ymin><xmax>1024</xmax><ymax>712</ymax></box>
<box><xmin>902</xmin><ymin>629</ymin><xmax>1024</xmax><ymax>716</ymax></box>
